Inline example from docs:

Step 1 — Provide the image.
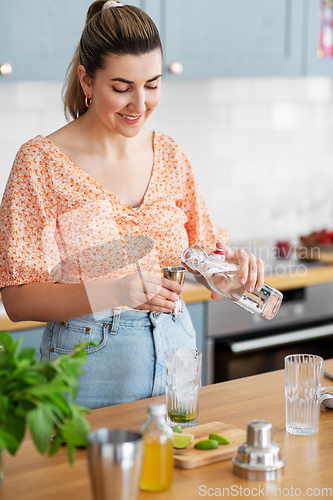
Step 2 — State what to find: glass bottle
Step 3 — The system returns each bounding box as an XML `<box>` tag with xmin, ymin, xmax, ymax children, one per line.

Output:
<box><xmin>182</xmin><ymin>246</ymin><xmax>283</xmax><ymax>320</ymax></box>
<box><xmin>140</xmin><ymin>403</ymin><xmax>174</xmax><ymax>492</ymax></box>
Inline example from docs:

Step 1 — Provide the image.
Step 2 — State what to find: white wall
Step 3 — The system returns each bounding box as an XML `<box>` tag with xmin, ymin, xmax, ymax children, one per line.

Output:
<box><xmin>1</xmin><ymin>77</ymin><xmax>333</xmax><ymax>245</ymax></box>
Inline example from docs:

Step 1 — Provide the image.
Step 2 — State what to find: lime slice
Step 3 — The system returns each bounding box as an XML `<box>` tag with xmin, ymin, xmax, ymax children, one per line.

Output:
<box><xmin>209</xmin><ymin>433</ymin><xmax>230</xmax><ymax>445</ymax></box>
<box><xmin>194</xmin><ymin>439</ymin><xmax>219</xmax><ymax>450</ymax></box>
<box><xmin>173</xmin><ymin>425</ymin><xmax>183</xmax><ymax>434</ymax></box>
<box><xmin>173</xmin><ymin>433</ymin><xmax>194</xmax><ymax>449</ymax></box>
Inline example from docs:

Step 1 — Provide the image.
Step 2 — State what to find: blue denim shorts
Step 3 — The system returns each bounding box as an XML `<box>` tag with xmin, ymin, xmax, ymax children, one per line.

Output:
<box><xmin>40</xmin><ymin>302</ymin><xmax>196</xmax><ymax>409</ymax></box>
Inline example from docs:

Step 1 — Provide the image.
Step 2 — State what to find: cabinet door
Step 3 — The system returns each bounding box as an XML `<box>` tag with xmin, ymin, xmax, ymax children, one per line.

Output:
<box><xmin>8</xmin><ymin>327</ymin><xmax>44</xmax><ymax>358</ymax></box>
<box><xmin>0</xmin><ymin>0</ymin><xmax>141</xmax><ymax>82</ymax></box>
<box><xmin>304</xmin><ymin>0</ymin><xmax>333</xmax><ymax>75</ymax></box>
<box><xmin>162</xmin><ymin>0</ymin><xmax>304</xmax><ymax>79</ymax></box>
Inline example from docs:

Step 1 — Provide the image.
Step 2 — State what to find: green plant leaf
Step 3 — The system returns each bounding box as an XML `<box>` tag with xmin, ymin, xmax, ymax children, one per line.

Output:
<box><xmin>0</xmin><ymin>393</ymin><xmax>9</xmax><ymax>415</ymax></box>
<box><xmin>46</xmin><ymin>393</ymin><xmax>70</xmax><ymax>418</ymax></box>
<box><xmin>65</xmin><ymin>443</ymin><xmax>76</xmax><ymax>465</ymax></box>
<box><xmin>0</xmin><ymin>336</ymin><xmax>92</xmax><ymax>463</ymax></box>
<box><xmin>60</xmin><ymin>413</ymin><xmax>90</xmax><ymax>447</ymax></box>
<box><xmin>6</xmin><ymin>413</ymin><xmax>26</xmax><ymax>454</ymax></box>
<box><xmin>48</xmin><ymin>434</ymin><xmax>64</xmax><ymax>456</ymax></box>
<box><xmin>24</xmin><ymin>378</ymin><xmax>69</xmax><ymax>398</ymax></box>
<box><xmin>27</xmin><ymin>406</ymin><xmax>55</xmax><ymax>454</ymax></box>
<box><xmin>0</xmin><ymin>332</ymin><xmax>17</xmax><ymax>353</ymax></box>
<box><xmin>0</xmin><ymin>428</ymin><xmax>20</xmax><ymax>454</ymax></box>
<box><xmin>18</xmin><ymin>347</ymin><xmax>36</xmax><ymax>362</ymax></box>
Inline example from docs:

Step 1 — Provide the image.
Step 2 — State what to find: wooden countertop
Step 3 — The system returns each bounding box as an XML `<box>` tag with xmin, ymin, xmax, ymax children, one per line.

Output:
<box><xmin>2</xmin><ymin>263</ymin><xmax>333</xmax><ymax>331</ymax></box>
<box><xmin>1</xmin><ymin>359</ymin><xmax>333</xmax><ymax>500</ymax></box>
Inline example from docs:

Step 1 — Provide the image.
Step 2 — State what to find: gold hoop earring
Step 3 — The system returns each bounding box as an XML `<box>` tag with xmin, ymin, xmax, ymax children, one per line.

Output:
<box><xmin>85</xmin><ymin>95</ymin><xmax>92</xmax><ymax>108</ymax></box>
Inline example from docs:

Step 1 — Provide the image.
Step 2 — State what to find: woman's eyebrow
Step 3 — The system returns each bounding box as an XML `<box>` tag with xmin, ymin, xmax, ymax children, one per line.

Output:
<box><xmin>110</xmin><ymin>74</ymin><xmax>162</xmax><ymax>84</ymax></box>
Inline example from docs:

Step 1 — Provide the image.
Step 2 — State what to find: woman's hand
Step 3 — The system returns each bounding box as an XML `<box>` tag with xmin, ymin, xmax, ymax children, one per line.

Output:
<box><xmin>210</xmin><ymin>241</ymin><xmax>265</xmax><ymax>300</ymax></box>
<box><xmin>117</xmin><ymin>271</ymin><xmax>181</xmax><ymax>313</ymax></box>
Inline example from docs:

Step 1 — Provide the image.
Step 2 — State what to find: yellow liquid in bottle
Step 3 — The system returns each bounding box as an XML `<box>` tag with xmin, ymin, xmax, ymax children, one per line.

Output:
<box><xmin>140</xmin><ymin>435</ymin><xmax>173</xmax><ymax>491</ymax></box>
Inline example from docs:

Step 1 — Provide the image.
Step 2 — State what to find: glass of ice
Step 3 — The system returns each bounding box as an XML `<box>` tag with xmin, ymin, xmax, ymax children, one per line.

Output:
<box><xmin>285</xmin><ymin>354</ymin><xmax>323</xmax><ymax>435</ymax></box>
<box><xmin>164</xmin><ymin>345</ymin><xmax>202</xmax><ymax>428</ymax></box>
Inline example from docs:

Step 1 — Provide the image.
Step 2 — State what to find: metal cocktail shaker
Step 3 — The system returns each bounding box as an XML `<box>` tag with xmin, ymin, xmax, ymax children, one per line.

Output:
<box><xmin>87</xmin><ymin>428</ymin><xmax>143</xmax><ymax>500</ymax></box>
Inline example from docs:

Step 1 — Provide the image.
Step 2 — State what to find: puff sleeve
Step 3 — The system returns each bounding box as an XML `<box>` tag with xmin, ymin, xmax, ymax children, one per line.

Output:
<box><xmin>0</xmin><ymin>144</ymin><xmax>56</xmax><ymax>289</ymax></box>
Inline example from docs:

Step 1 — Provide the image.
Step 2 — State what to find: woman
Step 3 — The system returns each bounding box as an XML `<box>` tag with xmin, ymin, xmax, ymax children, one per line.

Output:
<box><xmin>0</xmin><ymin>0</ymin><xmax>264</xmax><ymax>409</ymax></box>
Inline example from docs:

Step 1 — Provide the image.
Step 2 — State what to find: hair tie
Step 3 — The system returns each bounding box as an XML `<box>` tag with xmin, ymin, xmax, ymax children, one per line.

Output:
<box><xmin>102</xmin><ymin>0</ymin><xmax>123</xmax><ymax>9</ymax></box>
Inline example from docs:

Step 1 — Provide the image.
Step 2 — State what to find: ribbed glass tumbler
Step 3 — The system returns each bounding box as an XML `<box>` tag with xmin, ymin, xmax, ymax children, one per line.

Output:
<box><xmin>285</xmin><ymin>354</ymin><xmax>323</xmax><ymax>435</ymax></box>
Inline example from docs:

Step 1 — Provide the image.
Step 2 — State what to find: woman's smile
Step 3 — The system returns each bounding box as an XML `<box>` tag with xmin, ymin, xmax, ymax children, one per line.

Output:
<box><xmin>117</xmin><ymin>112</ymin><xmax>144</xmax><ymax>124</ymax></box>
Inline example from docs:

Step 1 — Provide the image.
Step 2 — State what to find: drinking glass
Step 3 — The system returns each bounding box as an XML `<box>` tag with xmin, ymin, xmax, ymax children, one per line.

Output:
<box><xmin>164</xmin><ymin>345</ymin><xmax>202</xmax><ymax>428</ymax></box>
<box><xmin>285</xmin><ymin>354</ymin><xmax>323</xmax><ymax>435</ymax></box>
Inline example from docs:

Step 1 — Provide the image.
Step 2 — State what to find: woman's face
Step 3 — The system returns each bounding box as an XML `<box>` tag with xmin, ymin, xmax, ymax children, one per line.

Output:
<box><xmin>80</xmin><ymin>50</ymin><xmax>162</xmax><ymax>138</ymax></box>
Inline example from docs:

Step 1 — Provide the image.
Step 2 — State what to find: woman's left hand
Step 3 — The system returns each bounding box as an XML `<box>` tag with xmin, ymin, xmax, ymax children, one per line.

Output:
<box><xmin>210</xmin><ymin>241</ymin><xmax>265</xmax><ymax>300</ymax></box>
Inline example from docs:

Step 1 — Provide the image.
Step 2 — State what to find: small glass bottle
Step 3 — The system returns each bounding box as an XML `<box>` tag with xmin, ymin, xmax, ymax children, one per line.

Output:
<box><xmin>182</xmin><ymin>246</ymin><xmax>283</xmax><ymax>320</ymax></box>
<box><xmin>140</xmin><ymin>403</ymin><xmax>174</xmax><ymax>492</ymax></box>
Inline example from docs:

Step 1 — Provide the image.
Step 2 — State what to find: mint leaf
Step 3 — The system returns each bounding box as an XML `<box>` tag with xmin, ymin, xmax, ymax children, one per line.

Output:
<box><xmin>0</xmin><ymin>335</ymin><xmax>91</xmax><ymax>462</ymax></box>
<box><xmin>6</xmin><ymin>413</ymin><xmax>25</xmax><ymax>454</ymax></box>
<box><xmin>0</xmin><ymin>332</ymin><xmax>16</xmax><ymax>353</ymax></box>
<box><xmin>48</xmin><ymin>434</ymin><xmax>64</xmax><ymax>456</ymax></box>
<box><xmin>60</xmin><ymin>413</ymin><xmax>90</xmax><ymax>447</ymax></box>
<box><xmin>18</xmin><ymin>347</ymin><xmax>36</xmax><ymax>362</ymax></box>
<box><xmin>27</xmin><ymin>406</ymin><xmax>55</xmax><ymax>454</ymax></box>
<box><xmin>0</xmin><ymin>428</ymin><xmax>19</xmax><ymax>452</ymax></box>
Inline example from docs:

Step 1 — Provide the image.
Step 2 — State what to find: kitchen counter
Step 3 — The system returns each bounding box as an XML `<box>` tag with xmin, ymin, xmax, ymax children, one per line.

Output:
<box><xmin>1</xmin><ymin>359</ymin><xmax>333</xmax><ymax>500</ymax></box>
<box><xmin>2</xmin><ymin>262</ymin><xmax>333</xmax><ymax>331</ymax></box>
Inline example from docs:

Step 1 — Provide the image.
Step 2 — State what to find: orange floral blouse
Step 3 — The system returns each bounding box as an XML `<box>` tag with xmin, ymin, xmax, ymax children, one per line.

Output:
<box><xmin>0</xmin><ymin>131</ymin><xmax>229</xmax><ymax>288</ymax></box>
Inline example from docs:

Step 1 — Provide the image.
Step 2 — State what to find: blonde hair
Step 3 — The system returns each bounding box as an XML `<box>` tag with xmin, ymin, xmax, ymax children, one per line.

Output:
<box><xmin>62</xmin><ymin>1</ymin><xmax>162</xmax><ymax>121</ymax></box>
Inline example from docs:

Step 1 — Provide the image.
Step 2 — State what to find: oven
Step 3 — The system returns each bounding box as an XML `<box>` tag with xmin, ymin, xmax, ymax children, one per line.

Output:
<box><xmin>204</xmin><ymin>262</ymin><xmax>333</xmax><ymax>385</ymax></box>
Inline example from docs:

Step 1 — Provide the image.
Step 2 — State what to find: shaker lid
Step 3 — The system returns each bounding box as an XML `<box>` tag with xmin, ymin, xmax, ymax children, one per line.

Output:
<box><xmin>232</xmin><ymin>419</ymin><xmax>285</xmax><ymax>481</ymax></box>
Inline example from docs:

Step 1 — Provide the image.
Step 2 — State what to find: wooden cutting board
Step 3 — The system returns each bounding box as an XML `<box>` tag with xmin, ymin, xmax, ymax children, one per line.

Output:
<box><xmin>174</xmin><ymin>421</ymin><xmax>245</xmax><ymax>469</ymax></box>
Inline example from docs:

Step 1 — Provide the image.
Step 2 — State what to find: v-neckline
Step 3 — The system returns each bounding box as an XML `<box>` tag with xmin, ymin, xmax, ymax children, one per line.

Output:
<box><xmin>40</xmin><ymin>132</ymin><xmax>158</xmax><ymax>211</ymax></box>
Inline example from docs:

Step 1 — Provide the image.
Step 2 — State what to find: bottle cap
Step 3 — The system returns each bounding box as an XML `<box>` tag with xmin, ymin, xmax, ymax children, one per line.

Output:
<box><xmin>212</xmin><ymin>249</ymin><xmax>226</xmax><ymax>262</ymax></box>
<box><xmin>147</xmin><ymin>403</ymin><xmax>167</xmax><ymax>417</ymax></box>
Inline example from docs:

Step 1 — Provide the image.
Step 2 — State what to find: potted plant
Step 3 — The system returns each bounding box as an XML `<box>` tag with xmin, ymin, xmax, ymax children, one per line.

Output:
<box><xmin>0</xmin><ymin>331</ymin><xmax>93</xmax><ymax>482</ymax></box>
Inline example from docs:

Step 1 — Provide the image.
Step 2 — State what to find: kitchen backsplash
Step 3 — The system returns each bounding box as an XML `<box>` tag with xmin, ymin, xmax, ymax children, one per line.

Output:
<box><xmin>1</xmin><ymin>77</ymin><xmax>333</xmax><ymax>244</ymax></box>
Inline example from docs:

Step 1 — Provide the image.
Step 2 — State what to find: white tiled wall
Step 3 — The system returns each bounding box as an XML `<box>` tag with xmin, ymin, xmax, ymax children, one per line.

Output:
<box><xmin>1</xmin><ymin>77</ymin><xmax>333</xmax><ymax>244</ymax></box>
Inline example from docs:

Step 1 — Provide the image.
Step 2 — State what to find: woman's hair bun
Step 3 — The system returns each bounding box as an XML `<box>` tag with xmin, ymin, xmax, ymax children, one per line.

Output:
<box><xmin>85</xmin><ymin>1</ymin><xmax>106</xmax><ymax>24</ymax></box>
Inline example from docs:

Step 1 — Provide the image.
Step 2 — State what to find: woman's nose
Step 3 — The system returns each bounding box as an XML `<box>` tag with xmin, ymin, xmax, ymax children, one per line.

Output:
<box><xmin>128</xmin><ymin>90</ymin><xmax>146</xmax><ymax>115</ymax></box>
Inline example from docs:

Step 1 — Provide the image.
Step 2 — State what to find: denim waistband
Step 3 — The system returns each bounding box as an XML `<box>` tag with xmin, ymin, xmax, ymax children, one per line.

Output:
<box><xmin>77</xmin><ymin>307</ymin><xmax>163</xmax><ymax>325</ymax></box>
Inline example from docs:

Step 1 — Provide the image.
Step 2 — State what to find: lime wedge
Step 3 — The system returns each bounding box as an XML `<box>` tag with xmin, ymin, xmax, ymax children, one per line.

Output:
<box><xmin>194</xmin><ymin>439</ymin><xmax>219</xmax><ymax>450</ymax></box>
<box><xmin>209</xmin><ymin>433</ymin><xmax>230</xmax><ymax>445</ymax></box>
<box><xmin>173</xmin><ymin>433</ymin><xmax>194</xmax><ymax>449</ymax></box>
<box><xmin>173</xmin><ymin>425</ymin><xmax>183</xmax><ymax>434</ymax></box>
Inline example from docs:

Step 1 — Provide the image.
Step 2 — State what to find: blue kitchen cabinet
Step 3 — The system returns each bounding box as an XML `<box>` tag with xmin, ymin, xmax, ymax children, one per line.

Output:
<box><xmin>160</xmin><ymin>0</ymin><xmax>304</xmax><ymax>79</ymax></box>
<box><xmin>0</xmin><ymin>0</ymin><xmax>141</xmax><ymax>82</ymax></box>
<box><xmin>303</xmin><ymin>0</ymin><xmax>333</xmax><ymax>76</ymax></box>
<box><xmin>7</xmin><ymin>326</ymin><xmax>44</xmax><ymax>358</ymax></box>
<box><xmin>1</xmin><ymin>0</ymin><xmax>330</xmax><ymax>81</ymax></box>
<box><xmin>187</xmin><ymin>302</ymin><xmax>207</xmax><ymax>386</ymax></box>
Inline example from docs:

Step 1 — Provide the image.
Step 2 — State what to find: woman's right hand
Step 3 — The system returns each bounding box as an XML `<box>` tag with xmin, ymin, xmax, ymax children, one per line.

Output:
<box><xmin>117</xmin><ymin>271</ymin><xmax>182</xmax><ymax>313</ymax></box>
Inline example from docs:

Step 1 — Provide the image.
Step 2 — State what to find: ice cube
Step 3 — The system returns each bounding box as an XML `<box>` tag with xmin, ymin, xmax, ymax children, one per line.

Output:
<box><xmin>176</xmin><ymin>344</ymin><xmax>196</xmax><ymax>358</ymax></box>
<box><xmin>173</xmin><ymin>344</ymin><xmax>198</xmax><ymax>386</ymax></box>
